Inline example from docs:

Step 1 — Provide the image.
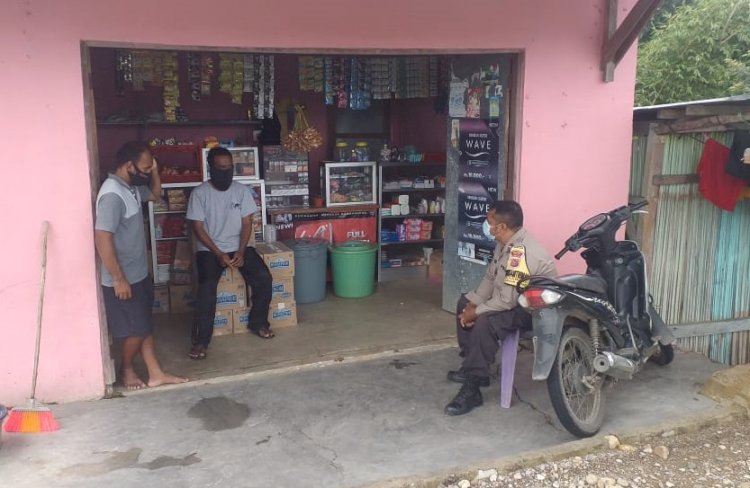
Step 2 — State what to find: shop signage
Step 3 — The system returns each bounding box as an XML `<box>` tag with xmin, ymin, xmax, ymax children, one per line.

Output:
<box><xmin>272</xmin><ymin>209</ymin><xmax>378</xmax><ymax>244</ymax></box>
<box><xmin>454</xmin><ymin>118</ymin><xmax>500</xmax><ymax>263</ymax></box>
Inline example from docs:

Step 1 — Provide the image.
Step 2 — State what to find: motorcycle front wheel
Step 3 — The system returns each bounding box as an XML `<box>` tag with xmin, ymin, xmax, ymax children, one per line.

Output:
<box><xmin>547</xmin><ymin>326</ymin><xmax>605</xmax><ymax>438</ymax></box>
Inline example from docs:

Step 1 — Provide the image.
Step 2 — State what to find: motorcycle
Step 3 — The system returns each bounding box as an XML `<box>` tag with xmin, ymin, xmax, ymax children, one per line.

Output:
<box><xmin>518</xmin><ymin>201</ymin><xmax>675</xmax><ymax>438</ymax></box>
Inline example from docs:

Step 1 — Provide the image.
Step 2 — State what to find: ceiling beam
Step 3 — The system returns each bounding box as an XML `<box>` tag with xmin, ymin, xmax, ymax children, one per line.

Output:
<box><xmin>603</xmin><ymin>0</ymin><xmax>618</xmax><ymax>82</ymax></box>
<box><xmin>656</xmin><ymin>108</ymin><xmax>685</xmax><ymax>120</ymax></box>
<box><xmin>685</xmin><ymin>104</ymin><xmax>750</xmax><ymax>116</ymax></box>
<box><xmin>602</xmin><ymin>0</ymin><xmax>663</xmax><ymax>82</ymax></box>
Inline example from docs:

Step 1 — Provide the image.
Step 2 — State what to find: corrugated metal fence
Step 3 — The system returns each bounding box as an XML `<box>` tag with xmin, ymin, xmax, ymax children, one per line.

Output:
<box><xmin>631</xmin><ymin>132</ymin><xmax>750</xmax><ymax>364</ymax></box>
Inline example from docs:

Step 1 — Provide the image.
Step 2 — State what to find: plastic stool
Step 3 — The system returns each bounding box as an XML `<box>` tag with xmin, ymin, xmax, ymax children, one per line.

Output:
<box><xmin>500</xmin><ymin>329</ymin><xmax>520</xmax><ymax>408</ymax></box>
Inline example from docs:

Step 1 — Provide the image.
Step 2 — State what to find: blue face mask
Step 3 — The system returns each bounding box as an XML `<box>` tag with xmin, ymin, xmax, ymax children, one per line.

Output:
<box><xmin>482</xmin><ymin>219</ymin><xmax>494</xmax><ymax>240</ymax></box>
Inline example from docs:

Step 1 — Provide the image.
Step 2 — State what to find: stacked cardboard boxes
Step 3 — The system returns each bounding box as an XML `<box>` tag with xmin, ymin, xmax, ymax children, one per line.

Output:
<box><xmin>212</xmin><ymin>267</ymin><xmax>248</xmax><ymax>336</ymax></box>
<box><xmin>233</xmin><ymin>242</ymin><xmax>298</xmax><ymax>332</ymax></box>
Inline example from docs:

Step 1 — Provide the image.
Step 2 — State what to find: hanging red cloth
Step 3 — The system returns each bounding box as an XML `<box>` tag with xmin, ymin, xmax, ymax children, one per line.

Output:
<box><xmin>697</xmin><ymin>138</ymin><xmax>747</xmax><ymax>211</ymax></box>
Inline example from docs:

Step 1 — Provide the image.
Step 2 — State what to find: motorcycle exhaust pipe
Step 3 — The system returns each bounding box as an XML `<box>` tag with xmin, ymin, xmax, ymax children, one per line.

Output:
<box><xmin>593</xmin><ymin>351</ymin><xmax>636</xmax><ymax>379</ymax></box>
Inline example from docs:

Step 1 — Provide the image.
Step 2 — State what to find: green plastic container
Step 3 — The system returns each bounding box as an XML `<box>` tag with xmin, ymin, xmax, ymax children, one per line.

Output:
<box><xmin>285</xmin><ymin>238</ymin><xmax>328</xmax><ymax>304</ymax></box>
<box><xmin>330</xmin><ymin>241</ymin><xmax>378</xmax><ymax>298</ymax></box>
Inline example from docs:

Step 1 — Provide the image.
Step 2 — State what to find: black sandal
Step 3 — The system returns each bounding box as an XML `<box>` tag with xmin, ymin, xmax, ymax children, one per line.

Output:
<box><xmin>188</xmin><ymin>345</ymin><xmax>207</xmax><ymax>360</ymax></box>
<box><xmin>251</xmin><ymin>327</ymin><xmax>275</xmax><ymax>339</ymax></box>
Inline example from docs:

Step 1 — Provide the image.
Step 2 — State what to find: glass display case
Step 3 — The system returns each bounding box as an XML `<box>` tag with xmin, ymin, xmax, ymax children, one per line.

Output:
<box><xmin>201</xmin><ymin>146</ymin><xmax>260</xmax><ymax>181</ymax></box>
<box><xmin>263</xmin><ymin>146</ymin><xmax>310</xmax><ymax>210</ymax></box>
<box><xmin>323</xmin><ymin>161</ymin><xmax>377</xmax><ymax>207</ymax></box>
<box><xmin>148</xmin><ymin>182</ymin><xmax>201</xmax><ymax>285</ymax></box>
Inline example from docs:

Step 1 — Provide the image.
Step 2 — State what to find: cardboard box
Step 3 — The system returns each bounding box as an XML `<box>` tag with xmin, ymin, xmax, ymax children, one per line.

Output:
<box><xmin>169</xmin><ymin>284</ymin><xmax>194</xmax><ymax>314</ymax></box>
<box><xmin>269</xmin><ymin>301</ymin><xmax>297</xmax><ymax>328</ymax></box>
<box><xmin>232</xmin><ymin>308</ymin><xmax>250</xmax><ymax>334</ymax></box>
<box><xmin>157</xmin><ymin>241</ymin><xmax>176</xmax><ymax>265</ymax></box>
<box><xmin>271</xmin><ymin>276</ymin><xmax>295</xmax><ymax>304</ymax></box>
<box><xmin>156</xmin><ymin>264</ymin><xmax>171</xmax><ymax>284</ymax></box>
<box><xmin>233</xmin><ymin>301</ymin><xmax>297</xmax><ymax>331</ymax></box>
<box><xmin>212</xmin><ymin>310</ymin><xmax>233</xmax><ymax>336</ymax></box>
<box><xmin>246</xmin><ymin>276</ymin><xmax>295</xmax><ymax>304</ymax></box>
<box><xmin>231</xmin><ymin>267</ymin><xmax>248</xmax><ymax>284</ymax></box>
<box><xmin>255</xmin><ymin>242</ymin><xmax>295</xmax><ymax>277</ymax></box>
<box><xmin>215</xmin><ymin>282</ymin><xmax>247</xmax><ymax>310</ymax></box>
<box><xmin>173</xmin><ymin>240</ymin><xmax>192</xmax><ymax>271</ymax></box>
<box><xmin>428</xmin><ymin>250</ymin><xmax>443</xmax><ymax>284</ymax></box>
<box><xmin>218</xmin><ymin>266</ymin><xmax>234</xmax><ymax>283</ymax></box>
<box><xmin>152</xmin><ymin>286</ymin><xmax>170</xmax><ymax>314</ymax></box>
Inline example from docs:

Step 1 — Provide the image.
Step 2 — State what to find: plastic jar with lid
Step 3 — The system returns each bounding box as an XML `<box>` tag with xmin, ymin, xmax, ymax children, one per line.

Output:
<box><xmin>335</xmin><ymin>142</ymin><xmax>349</xmax><ymax>162</ymax></box>
<box><xmin>354</xmin><ymin>142</ymin><xmax>370</xmax><ymax>162</ymax></box>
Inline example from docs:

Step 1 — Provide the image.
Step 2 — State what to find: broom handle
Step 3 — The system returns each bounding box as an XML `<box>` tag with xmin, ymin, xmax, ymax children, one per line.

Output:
<box><xmin>31</xmin><ymin>221</ymin><xmax>49</xmax><ymax>400</ymax></box>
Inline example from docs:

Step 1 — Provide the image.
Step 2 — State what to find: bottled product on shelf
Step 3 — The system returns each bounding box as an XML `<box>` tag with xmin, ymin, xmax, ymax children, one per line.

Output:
<box><xmin>377</xmin><ymin>160</ymin><xmax>446</xmax><ymax>281</ymax></box>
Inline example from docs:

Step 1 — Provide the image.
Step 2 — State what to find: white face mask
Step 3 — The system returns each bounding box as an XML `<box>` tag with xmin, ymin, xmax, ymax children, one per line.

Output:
<box><xmin>482</xmin><ymin>219</ymin><xmax>494</xmax><ymax>240</ymax></box>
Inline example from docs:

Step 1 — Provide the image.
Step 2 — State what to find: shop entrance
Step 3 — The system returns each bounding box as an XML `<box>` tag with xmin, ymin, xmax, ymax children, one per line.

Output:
<box><xmin>82</xmin><ymin>44</ymin><xmax>518</xmax><ymax>389</ymax></box>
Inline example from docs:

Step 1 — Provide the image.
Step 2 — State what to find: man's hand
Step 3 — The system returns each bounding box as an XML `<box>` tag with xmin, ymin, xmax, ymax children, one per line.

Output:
<box><xmin>113</xmin><ymin>277</ymin><xmax>133</xmax><ymax>300</ymax></box>
<box><xmin>151</xmin><ymin>157</ymin><xmax>159</xmax><ymax>175</ymax></box>
<box><xmin>460</xmin><ymin>302</ymin><xmax>478</xmax><ymax>329</ymax></box>
<box><xmin>230</xmin><ymin>252</ymin><xmax>245</xmax><ymax>268</ymax></box>
<box><xmin>217</xmin><ymin>252</ymin><xmax>234</xmax><ymax>268</ymax></box>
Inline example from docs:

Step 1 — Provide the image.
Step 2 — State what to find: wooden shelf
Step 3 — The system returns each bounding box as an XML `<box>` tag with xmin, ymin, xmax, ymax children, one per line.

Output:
<box><xmin>98</xmin><ymin>120</ymin><xmax>262</xmax><ymax>127</ymax></box>
<box><xmin>381</xmin><ymin>187</ymin><xmax>445</xmax><ymax>193</ymax></box>
<box><xmin>379</xmin><ymin>161</ymin><xmax>447</xmax><ymax>168</ymax></box>
<box><xmin>162</xmin><ymin>182</ymin><xmax>202</xmax><ymax>189</ymax></box>
<box><xmin>155</xmin><ymin>236</ymin><xmax>188</xmax><ymax>241</ymax></box>
<box><xmin>380</xmin><ymin>213</ymin><xmax>445</xmax><ymax>220</ymax></box>
<box><xmin>380</xmin><ymin>239</ymin><xmax>443</xmax><ymax>246</ymax></box>
<box><xmin>150</xmin><ymin>145</ymin><xmax>200</xmax><ymax>154</ymax></box>
<box><xmin>381</xmin><ymin>262</ymin><xmax>428</xmax><ymax>269</ymax></box>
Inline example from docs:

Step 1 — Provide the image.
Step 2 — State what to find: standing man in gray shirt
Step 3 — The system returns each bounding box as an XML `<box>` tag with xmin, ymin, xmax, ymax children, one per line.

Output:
<box><xmin>186</xmin><ymin>147</ymin><xmax>273</xmax><ymax>360</ymax></box>
<box><xmin>95</xmin><ymin>141</ymin><xmax>188</xmax><ymax>390</ymax></box>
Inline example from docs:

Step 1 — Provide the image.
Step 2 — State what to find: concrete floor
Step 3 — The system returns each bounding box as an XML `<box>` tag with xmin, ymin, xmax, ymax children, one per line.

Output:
<box><xmin>0</xmin><ymin>347</ymin><xmax>727</xmax><ymax>488</ymax></box>
<box><xmin>140</xmin><ymin>279</ymin><xmax>455</xmax><ymax>384</ymax></box>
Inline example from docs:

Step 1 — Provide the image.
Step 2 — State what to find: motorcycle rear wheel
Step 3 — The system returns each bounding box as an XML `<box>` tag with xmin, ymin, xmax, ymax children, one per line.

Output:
<box><xmin>649</xmin><ymin>343</ymin><xmax>674</xmax><ymax>366</ymax></box>
<box><xmin>548</xmin><ymin>326</ymin><xmax>605</xmax><ymax>438</ymax></box>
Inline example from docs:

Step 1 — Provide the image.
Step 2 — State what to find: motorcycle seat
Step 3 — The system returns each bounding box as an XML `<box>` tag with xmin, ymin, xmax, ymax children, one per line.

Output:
<box><xmin>556</xmin><ymin>274</ymin><xmax>607</xmax><ymax>295</ymax></box>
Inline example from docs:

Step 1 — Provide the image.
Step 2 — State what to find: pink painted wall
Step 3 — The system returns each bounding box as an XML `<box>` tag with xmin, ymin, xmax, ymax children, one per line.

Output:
<box><xmin>0</xmin><ymin>0</ymin><xmax>637</xmax><ymax>405</ymax></box>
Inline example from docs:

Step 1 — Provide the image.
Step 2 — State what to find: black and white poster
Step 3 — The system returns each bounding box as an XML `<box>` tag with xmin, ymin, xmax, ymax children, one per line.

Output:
<box><xmin>454</xmin><ymin>118</ymin><xmax>501</xmax><ymax>263</ymax></box>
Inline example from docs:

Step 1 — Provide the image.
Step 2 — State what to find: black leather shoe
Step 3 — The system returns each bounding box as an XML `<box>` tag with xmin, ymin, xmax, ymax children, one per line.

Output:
<box><xmin>446</xmin><ymin>368</ymin><xmax>490</xmax><ymax>387</ymax></box>
<box><xmin>444</xmin><ymin>379</ymin><xmax>484</xmax><ymax>416</ymax></box>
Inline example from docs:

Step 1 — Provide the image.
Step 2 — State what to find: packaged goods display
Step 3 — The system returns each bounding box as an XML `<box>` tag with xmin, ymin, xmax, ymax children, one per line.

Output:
<box><xmin>324</xmin><ymin>161</ymin><xmax>377</xmax><ymax>207</ymax></box>
<box><xmin>377</xmin><ymin>161</ymin><xmax>446</xmax><ymax>281</ymax></box>
<box><xmin>263</xmin><ymin>146</ymin><xmax>310</xmax><ymax>210</ymax></box>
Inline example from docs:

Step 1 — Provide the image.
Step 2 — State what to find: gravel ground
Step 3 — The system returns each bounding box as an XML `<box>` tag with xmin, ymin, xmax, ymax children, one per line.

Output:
<box><xmin>439</xmin><ymin>417</ymin><xmax>750</xmax><ymax>488</ymax></box>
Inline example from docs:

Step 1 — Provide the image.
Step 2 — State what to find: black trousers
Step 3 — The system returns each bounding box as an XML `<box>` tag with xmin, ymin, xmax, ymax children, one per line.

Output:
<box><xmin>456</xmin><ymin>295</ymin><xmax>531</xmax><ymax>378</ymax></box>
<box><xmin>192</xmin><ymin>248</ymin><xmax>273</xmax><ymax>347</ymax></box>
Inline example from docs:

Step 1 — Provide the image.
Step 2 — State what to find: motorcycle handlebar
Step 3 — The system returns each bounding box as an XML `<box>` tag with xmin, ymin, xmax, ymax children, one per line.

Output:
<box><xmin>555</xmin><ymin>201</ymin><xmax>647</xmax><ymax>261</ymax></box>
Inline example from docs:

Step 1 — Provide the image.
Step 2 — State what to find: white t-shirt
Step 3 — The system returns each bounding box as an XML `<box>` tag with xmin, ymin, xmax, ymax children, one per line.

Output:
<box><xmin>186</xmin><ymin>181</ymin><xmax>258</xmax><ymax>253</ymax></box>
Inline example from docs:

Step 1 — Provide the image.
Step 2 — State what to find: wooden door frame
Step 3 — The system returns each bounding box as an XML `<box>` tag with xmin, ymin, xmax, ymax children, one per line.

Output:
<box><xmin>80</xmin><ymin>41</ymin><xmax>522</xmax><ymax>391</ymax></box>
<box><xmin>80</xmin><ymin>43</ymin><xmax>116</xmax><ymax>396</ymax></box>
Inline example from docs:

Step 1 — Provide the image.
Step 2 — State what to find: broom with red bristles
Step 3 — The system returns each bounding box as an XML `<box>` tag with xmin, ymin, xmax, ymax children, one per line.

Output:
<box><xmin>3</xmin><ymin>221</ymin><xmax>59</xmax><ymax>433</ymax></box>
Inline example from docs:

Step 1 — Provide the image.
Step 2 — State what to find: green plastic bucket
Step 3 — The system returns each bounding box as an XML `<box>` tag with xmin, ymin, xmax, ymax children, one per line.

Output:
<box><xmin>285</xmin><ymin>238</ymin><xmax>328</xmax><ymax>304</ymax></box>
<box><xmin>330</xmin><ymin>241</ymin><xmax>377</xmax><ymax>298</ymax></box>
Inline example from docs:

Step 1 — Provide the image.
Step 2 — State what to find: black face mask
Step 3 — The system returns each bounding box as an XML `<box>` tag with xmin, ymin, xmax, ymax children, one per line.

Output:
<box><xmin>129</xmin><ymin>168</ymin><xmax>152</xmax><ymax>187</ymax></box>
<box><xmin>210</xmin><ymin>166</ymin><xmax>234</xmax><ymax>191</ymax></box>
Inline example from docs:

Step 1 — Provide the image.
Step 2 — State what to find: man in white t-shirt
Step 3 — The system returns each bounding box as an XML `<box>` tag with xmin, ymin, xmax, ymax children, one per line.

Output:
<box><xmin>186</xmin><ymin>147</ymin><xmax>274</xmax><ymax>359</ymax></box>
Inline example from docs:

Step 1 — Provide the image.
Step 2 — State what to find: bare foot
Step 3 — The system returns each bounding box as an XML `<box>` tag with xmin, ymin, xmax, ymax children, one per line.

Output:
<box><xmin>121</xmin><ymin>368</ymin><xmax>146</xmax><ymax>390</ymax></box>
<box><xmin>147</xmin><ymin>372</ymin><xmax>189</xmax><ymax>388</ymax></box>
